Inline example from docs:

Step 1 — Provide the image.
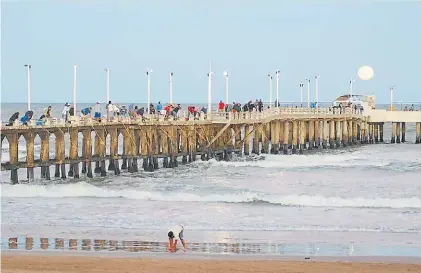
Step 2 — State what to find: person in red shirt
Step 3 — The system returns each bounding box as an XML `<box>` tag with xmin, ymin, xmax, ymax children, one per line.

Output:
<box><xmin>218</xmin><ymin>100</ymin><xmax>225</xmax><ymax>113</ymax></box>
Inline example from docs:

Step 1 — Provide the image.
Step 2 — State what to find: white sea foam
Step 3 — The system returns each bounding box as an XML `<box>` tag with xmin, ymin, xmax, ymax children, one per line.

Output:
<box><xmin>197</xmin><ymin>153</ymin><xmax>391</xmax><ymax>169</ymax></box>
<box><xmin>2</xmin><ymin>182</ymin><xmax>420</xmax><ymax>209</ymax></box>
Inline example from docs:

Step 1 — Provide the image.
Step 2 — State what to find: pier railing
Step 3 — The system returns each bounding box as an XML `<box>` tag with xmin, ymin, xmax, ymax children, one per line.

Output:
<box><xmin>2</xmin><ymin>107</ymin><xmax>361</xmax><ymax>130</ymax></box>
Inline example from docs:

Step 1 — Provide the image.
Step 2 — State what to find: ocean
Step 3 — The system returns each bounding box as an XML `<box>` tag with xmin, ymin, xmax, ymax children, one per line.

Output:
<box><xmin>1</xmin><ymin>103</ymin><xmax>421</xmax><ymax>257</ymax></box>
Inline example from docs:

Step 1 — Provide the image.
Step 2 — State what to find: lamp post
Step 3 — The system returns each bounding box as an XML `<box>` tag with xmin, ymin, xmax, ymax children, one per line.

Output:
<box><xmin>207</xmin><ymin>63</ymin><xmax>213</xmax><ymax>119</ymax></box>
<box><xmin>349</xmin><ymin>78</ymin><xmax>355</xmax><ymax>99</ymax></box>
<box><xmin>73</xmin><ymin>64</ymin><xmax>78</xmax><ymax>116</ymax></box>
<box><xmin>275</xmin><ymin>70</ymin><xmax>280</xmax><ymax>107</ymax></box>
<box><xmin>105</xmin><ymin>68</ymin><xmax>110</xmax><ymax>103</ymax></box>
<box><xmin>146</xmin><ymin>68</ymin><xmax>153</xmax><ymax>114</ymax></box>
<box><xmin>268</xmin><ymin>73</ymin><xmax>273</xmax><ymax>108</ymax></box>
<box><xmin>390</xmin><ymin>85</ymin><xmax>395</xmax><ymax>111</ymax></box>
<box><xmin>315</xmin><ymin>74</ymin><xmax>320</xmax><ymax>109</ymax></box>
<box><xmin>306</xmin><ymin>78</ymin><xmax>310</xmax><ymax>108</ymax></box>
<box><xmin>224</xmin><ymin>70</ymin><xmax>229</xmax><ymax>104</ymax></box>
<box><xmin>169</xmin><ymin>71</ymin><xmax>173</xmax><ymax>104</ymax></box>
<box><xmin>299</xmin><ymin>83</ymin><xmax>304</xmax><ymax>105</ymax></box>
<box><xmin>24</xmin><ymin>64</ymin><xmax>32</xmax><ymax>111</ymax></box>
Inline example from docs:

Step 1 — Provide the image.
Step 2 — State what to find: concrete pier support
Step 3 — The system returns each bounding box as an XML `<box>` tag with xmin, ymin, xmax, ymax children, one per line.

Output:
<box><xmin>396</xmin><ymin>122</ymin><xmax>401</xmax><ymax>144</ymax></box>
<box><xmin>261</xmin><ymin>124</ymin><xmax>270</xmax><ymax>154</ymax></box>
<box><xmin>182</xmin><ymin>129</ymin><xmax>189</xmax><ymax>163</ymax></box>
<box><xmin>279</xmin><ymin>121</ymin><xmax>289</xmax><ymax>155</ymax></box>
<box><xmin>39</xmin><ymin>132</ymin><xmax>51</xmax><ymax>180</ymax></box>
<box><xmin>252</xmin><ymin>126</ymin><xmax>260</xmax><ymax>155</ymax></box>
<box><xmin>329</xmin><ymin>120</ymin><xmax>335</xmax><ymax>149</ymax></box>
<box><xmin>335</xmin><ymin>120</ymin><xmax>341</xmax><ymax>148</ymax></box>
<box><xmin>82</xmin><ymin>130</ymin><xmax>93</xmax><ymax>178</ymax></box>
<box><xmin>234</xmin><ymin>126</ymin><xmax>242</xmax><ymax>155</ymax></box>
<box><xmin>360</xmin><ymin>122</ymin><xmax>365</xmax><ymax>144</ymax></box>
<box><xmin>299</xmin><ymin>120</ymin><xmax>306</xmax><ymax>154</ymax></box>
<box><xmin>352</xmin><ymin>121</ymin><xmax>358</xmax><ymax>144</ymax></box>
<box><xmin>322</xmin><ymin>120</ymin><xmax>328</xmax><ymax>149</ymax></box>
<box><xmin>96</xmin><ymin>129</ymin><xmax>107</xmax><ymax>176</ymax></box>
<box><xmin>23</xmin><ymin>132</ymin><xmax>35</xmax><ymax>182</ymax></box>
<box><xmin>416</xmin><ymin>123</ymin><xmax>421</xmax><ymax>144</ymax></box>
<box><xmin>292</xmin><ymin>121</ymin><xmax>299</xmax><ymax>154</ymax></box>
<box><xmin>367</xmin><ymin>124</ymin><xmax>372</xmax><ymax>144</ymax></box>
<box><xmin>282</xmin><ymin>121</ymin><xmax>289</xmax><ymax>154</ymax></box>
<box><xmin>391</xmin><ymin>122</ymin><xmax>396</xmax><ymax>144</ymax></box>
<box><xmin>308</xmin><ymin>120</ymin><xmax>315</xmax><ymax>150</ymax></box>
<box><xmin>109</xmin><ymin>128</ymin><xmax>120</xmax><ymax>175</ymax></box>
<box><xmin>7</xmin><ymin>133</ymin><xmax>19</xmax><ymax>184</ymax></box>
<box><xmin>379</xmin><ymin>124</ymin><xmax>384</xmax><ymax>143</ymax></box>
<box><xmin>54</xmin><ymin>130</ymin><xmax>66</xmax><ymax>178</ymax></box>
<box><xmin>160</xmin><ymin>128</ymin><xmax>169</xmax><ymax>167</ymax></box>
<box><xmin>169</xmin><ymin>127</ymin><xmax>178</xmax><ymax>168</ymax></box>
<box><xmin>342</xmin><ymin>120</ymin><xmax>348</xmax><ymax>146</ymax></box>
<box><xmin>314</xmin><ymin>120</ymin><xmax>320</xmax><ymax>148</ymax></box>
<box><xmin>244</xmin><ymin>125</ymin><xmax>250</xmax><ymax>155</ymax></box>
<box><xmin>121</xmin><ymin>134</ymin><xmax>128</xmax><ymax>170</ymax></box>
<box><xmin>401</xmin><ymin>122</ymin><xmax>406</xmax><ymax>143</ymax></box>
<box><xmin>68</xmin><ymin>128</ymin><xmax>79</xmax><ymax>178</ymax></box>
<box><xmin>152</xmin><ymin>128</ymin><xmax>160</xmax><ymax>170</ymax></box>
<box><xmin>141</xmin><ymin>130</ymin><xmax>150</xmax><ymax>170</ymax></box>
<box><xmin>270</xmin><ymin>122</ymin><xmax>279</xmax><ymax>154</ymax></box>
<box><xmin>374</xmin><ymin>125</ymin><xmax>379</xmax><ymax>143</ymax></box>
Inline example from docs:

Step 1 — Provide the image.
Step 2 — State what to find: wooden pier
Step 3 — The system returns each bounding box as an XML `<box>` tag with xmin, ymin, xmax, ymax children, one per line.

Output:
<box><xmin>1</xmin><ymin>107</ymin><xmax>419</xmax><ymax>184</ymax></box>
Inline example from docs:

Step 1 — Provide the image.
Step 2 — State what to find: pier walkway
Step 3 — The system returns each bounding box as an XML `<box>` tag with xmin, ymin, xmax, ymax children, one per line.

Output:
<box><xmin>1</xmin><ymin>107</ymin><xmax>420</xmax><ymax>183</ymax></box>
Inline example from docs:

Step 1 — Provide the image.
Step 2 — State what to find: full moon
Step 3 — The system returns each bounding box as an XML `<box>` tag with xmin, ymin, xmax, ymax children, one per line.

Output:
<box><xmin>358</xmin><ymin>66</ymin><xmax>374</xmax><ymax>80</ymax></box>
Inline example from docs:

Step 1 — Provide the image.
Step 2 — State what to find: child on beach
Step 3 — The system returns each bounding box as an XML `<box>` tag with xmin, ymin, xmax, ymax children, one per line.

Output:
<box><xmin>168</xmin><ymin>225</ymin><xmax>186</xmax><ymax>253</ymax></box>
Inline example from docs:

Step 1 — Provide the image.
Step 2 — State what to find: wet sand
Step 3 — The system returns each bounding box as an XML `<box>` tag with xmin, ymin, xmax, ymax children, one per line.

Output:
<box><xmin>2</xmin><ymin>254</ymin><xmax>421</xmax><ymax>273</ymax></box>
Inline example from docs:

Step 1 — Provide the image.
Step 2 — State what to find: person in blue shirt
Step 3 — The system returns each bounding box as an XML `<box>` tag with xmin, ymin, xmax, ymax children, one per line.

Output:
<box><xmin>81</xmin><ymin>107</ymin><xmax>92</xmax><ymax>117</ymax></box>
<box><xmin>156</xmin><ymin>101</ymin><xmax>163</xmax><ymax>114</ymax></box>
<box><xmin>20</xmin><ymin>111</ymin><xmax>33</xmax><ymax>125</ymax></box>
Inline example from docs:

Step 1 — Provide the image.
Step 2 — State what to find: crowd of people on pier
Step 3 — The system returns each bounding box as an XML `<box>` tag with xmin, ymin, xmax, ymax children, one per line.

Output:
<box><xmin>6</xmin><ymin>99</ymin><xmax>413</xmax><ymax>126</ymax></box>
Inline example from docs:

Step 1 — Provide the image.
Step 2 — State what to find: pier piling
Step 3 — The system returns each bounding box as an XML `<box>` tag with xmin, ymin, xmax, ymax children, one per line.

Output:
<box><xmin>396</xmin><ymin>122</ymin><xmax>401</xmax><ymax>144</ymax></box>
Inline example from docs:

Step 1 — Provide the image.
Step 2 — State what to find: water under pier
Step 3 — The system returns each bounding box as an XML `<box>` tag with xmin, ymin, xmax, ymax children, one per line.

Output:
<box><xmin>1</xmin><ymin>108</ymin><xmax>420</xmax><ymax>184</ymax></box>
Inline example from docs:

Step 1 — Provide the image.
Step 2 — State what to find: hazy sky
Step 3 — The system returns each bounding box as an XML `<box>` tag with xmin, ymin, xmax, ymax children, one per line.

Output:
<box><xmin>1</xmin><ymin>0</ymin><xmax>420</xmax><ymax>104</ymax></box>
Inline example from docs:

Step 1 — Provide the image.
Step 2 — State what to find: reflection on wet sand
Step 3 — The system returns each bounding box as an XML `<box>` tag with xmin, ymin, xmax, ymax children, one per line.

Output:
<box><xmin>6</xmin><ymin>237</ymin><xmax>278</xmax><ymax>254</ymax></box>
<box><xmin>5</xmin><ymin>236</ymin><xmax>418</xmax><ymax>257</ymax></box>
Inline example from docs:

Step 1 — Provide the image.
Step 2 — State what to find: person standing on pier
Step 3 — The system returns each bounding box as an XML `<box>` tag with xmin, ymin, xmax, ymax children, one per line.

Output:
<box><xmin>93</xmin><ymin>102</ymin><xmax>102</xmax><ymax>122</ymax></box>
<box><xmin>62</xmin><ymin>103</ymin><xmax>70</xmax><ymax>122</ymax></box>
<box><xmin>168</xmin><ymin>225</ymin><xmax>186</xmax><ymax>253</ymax></box>
<box><xmin>218</xmin><ymin>100</ymin><xmax>225</xmax><ymax>114</ymax></box>
<box><xmin>156</xmin><ymin>101</ymin><xmax>163</xmax><ymax>115</ymax></box>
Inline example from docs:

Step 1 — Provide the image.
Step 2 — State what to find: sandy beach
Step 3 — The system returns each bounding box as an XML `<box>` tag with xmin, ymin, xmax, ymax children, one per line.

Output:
<box><xmin>2</xmin><ymin>254</ymin><xmax>421</xmax><ymax>273</ymax></box>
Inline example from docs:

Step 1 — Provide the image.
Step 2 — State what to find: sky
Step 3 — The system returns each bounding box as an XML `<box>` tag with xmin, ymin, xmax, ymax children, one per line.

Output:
<box><xmin>1</xmin><ymin>0</ymin><xmax>421</xmax><ymax>104</ymax></box>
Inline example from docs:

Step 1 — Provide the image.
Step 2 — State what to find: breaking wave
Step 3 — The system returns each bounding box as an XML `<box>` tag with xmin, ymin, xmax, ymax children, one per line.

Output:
<box><xmin>2</xmin><ymin>182</ymin><xmax>420</xmax><ymax>209</ymax></box>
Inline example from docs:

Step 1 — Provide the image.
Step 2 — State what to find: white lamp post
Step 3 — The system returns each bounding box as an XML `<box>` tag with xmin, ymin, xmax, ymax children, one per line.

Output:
<box><xmin>224</xmin><ymin>70</ymin><xmax>229</xmax><ymax>104</ymax></box>
<box><xmin>105</xmin><ymin>68</ymin><xmax>110</xmax><ymax>103</ymax></box>
<box><xmin>275</xmin><ymin>70</ymin><xmax>280</xmax><ymax>107</ymax></box>
<box><xmin>146</xmin><ymin>68</ymin><xmax>152</xmax><ymax>114</ymax></box>
<box><xmin>73</xmin><ymin>64</ymin><xmax>78</xmax><ymax>116</ymax></box>
<box><xmin>268</xmin><ymin>73</ymin><xmax>273</xmax><ymax>108</ymax></box>
<box><xmin>207</xmin><ymin>63</ymin><xmax>213</xmax><ymax>119</ymax></box>
<box><xmin>306</xmin><ymin>78</ymin><xmax>310</xmax><ymax>108</ymax></box>
<box><xmin>299</xmin><ymin>83</ymin><xmax>304</xmax><ymax>105</ymax></box>
<box><xmin>169</xmin><ymin>71</ymin><xmax>174</xmax><ymax>104</ymax></box>
<box><xmin>390</xmin><ymin>85</ymin><xmax>395</xmax><ymax>111</ymax></box>
<box><xmin>349</xmin><ymin>78</ymin><xmax>355</xmax><ymax>99</ymax></box>
<box><xmin>24</xmin><ymin>64</ymin><xmax>32</xmax><ymax>111</ymax></box>
<box><xmin>315</xmin><ymin>74</ymin><xmax>320</xmax><ymax>109</ymax></box>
